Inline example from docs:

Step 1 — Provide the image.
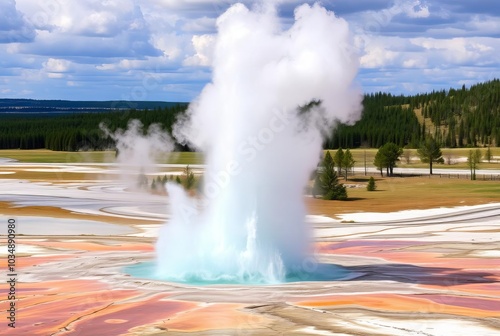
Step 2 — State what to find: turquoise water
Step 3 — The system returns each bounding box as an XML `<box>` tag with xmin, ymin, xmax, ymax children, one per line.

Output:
<box><xmin>124</xmin><ymin>261</ymin><xmax>353</xmax><ymax>285</ymax></box>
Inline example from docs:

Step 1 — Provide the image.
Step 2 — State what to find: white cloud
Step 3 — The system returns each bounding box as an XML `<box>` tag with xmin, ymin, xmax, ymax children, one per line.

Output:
<box><xmin>151</xmin><ymin>33</ymin><xmax>184</xmax><ymax>60</ymax></box>
<box><xmin>17</xmin><ymin>0</ymin><xmax>138</xmax><ymax>36</ymax></box>
<box><xmin>467</xmin><ymin>15</ymin><xmax>500</xmax><ymax>36</ymax></box>
<box><xmin>403</xmin><ymin>1</ymin><xmax>430</xmax><ymax>18</ymax></box>
<box><xmin>0</xmin><ymin>0</ymin><xmax>35</xmax><ymax>43</ymax></box>
<box><xmin>16</xmin><ymin>0</ymin><xmax>159</xmax><ymax>59</ymax></box>
<box><xmin>402</xmin><ymin>57</ymin><xmax>426</xmax><ymax>68</ymax></box>
<box><xmin>360</xmin><ymin>46</ymin><xmax>399</xmax><ymax>68</ymax></box>
<box><xmin>411</xmin><ymin>37</ymin><xmax>498</xmax><ymax>65</ymax></box>
<box><xmin>182</xmin><ymin>16</ymin><xmax>216</xmax><ymax>32</ymax></box>
<box><xmin>47</xmin><ymin>72</ymin><xmax>64</xmax><ymax>79</ymax></box>
<box><xmin>0</xmin><ymin>0</ymin><xmax>498</xmax><ymax>100</ymax></box>
<box><xmin>183</xmin><ymin>34</ymin><xmax>215</xmax><ymax>66</ymax></box>
<box><xmin>352</xmin><ymin>0</ymin><xmax>430</xmax><ymax>36</ymax></box>
<box><xmin>43</xmin><ymin>58</ymin><xmax>72</xmax><ymax>73</ymax></box>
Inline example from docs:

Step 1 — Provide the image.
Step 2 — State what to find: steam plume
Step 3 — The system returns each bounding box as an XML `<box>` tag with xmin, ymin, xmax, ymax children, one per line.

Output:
<box><xmin>156</xmin><ymin>2</ymin><xmax>362</xmax><ymax>283</ymax></box>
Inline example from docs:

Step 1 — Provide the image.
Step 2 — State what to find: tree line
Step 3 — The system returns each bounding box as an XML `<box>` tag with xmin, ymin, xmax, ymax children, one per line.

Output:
<box><xmin>373</xmin><ymin>139</ymin><xmax>490</xmax><ymax>180</ymax></box>
<box><xmin>0</xmin><ymin>104</ymin><xmax>187</xmax><ymax>151</ymax></box>
<box><xmin>327</xmin><ymin>79</ymin><xmax>500</xmax><ymax>149</ymax></box>
<box><xmin>0</xmin><ymin>79</ymin><xmax>498</xmax><ymax>151</ymax></box>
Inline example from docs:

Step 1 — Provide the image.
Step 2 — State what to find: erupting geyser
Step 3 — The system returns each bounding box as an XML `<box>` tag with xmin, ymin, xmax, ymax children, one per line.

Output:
<box><xmin>156</xmin><ymin>2</ymin><xmax>362</xmax><ymax>283</ymax></box>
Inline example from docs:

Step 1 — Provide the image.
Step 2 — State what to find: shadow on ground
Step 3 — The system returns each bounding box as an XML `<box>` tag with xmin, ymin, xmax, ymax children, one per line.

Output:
<box><xmin>337</xmin><ymin>263</ymin><xmax>497</xmax><ymax>286</ymax></box>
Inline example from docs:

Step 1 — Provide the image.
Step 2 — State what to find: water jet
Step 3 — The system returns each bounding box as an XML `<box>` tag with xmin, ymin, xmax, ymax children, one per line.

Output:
<box><xmin>155</xmin><ymin>2</ymin><xmax>362</xmax><ymax>284</ymax></box>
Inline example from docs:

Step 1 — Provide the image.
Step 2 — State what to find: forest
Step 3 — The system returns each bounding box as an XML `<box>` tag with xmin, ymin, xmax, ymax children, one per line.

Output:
<box><xmin>0</xmin><ymin>79</ymin><xmax>498</xmax><ymax>151</ymax></box>
<box><xmin>328</xmin><ymin>79</ymin><xmax>500</xmax><ymax>149</ymax></box>
<box><xmin>0</xmin><ymin>104</ymin><xmax>187</xmax><ymax>151</ymax></box>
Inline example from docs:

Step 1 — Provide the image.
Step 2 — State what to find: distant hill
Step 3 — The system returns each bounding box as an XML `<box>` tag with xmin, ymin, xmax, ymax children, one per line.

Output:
<box><xmin>328</xmin><ymin>79</ymin><xmax>500</xmax><ymax>149</ymax></box>
<box><xmin>0</xmin><ymin>99</ymin><xmax>186</xmax><ymax>114</ymax></box>
<box><xmin>0</xmin><ymin>102</ymin><xmax>188</xmax><ymax>151</ymax></box>
<box><xmin>0</xmin><ymin>79</ymin><xmax>498</xmax><ymax>151</ymax></box>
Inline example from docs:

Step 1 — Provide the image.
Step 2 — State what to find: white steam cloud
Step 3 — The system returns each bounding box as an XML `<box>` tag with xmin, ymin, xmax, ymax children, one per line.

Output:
<box><xmin>101</xmin><ymin>120</ymin><xmax>174</xmax><ymax>182</ymax></box>
<box><xmin>156</xmin><ymin>2</ymin><xmax>362</xmax><ymax>283</ymax></box>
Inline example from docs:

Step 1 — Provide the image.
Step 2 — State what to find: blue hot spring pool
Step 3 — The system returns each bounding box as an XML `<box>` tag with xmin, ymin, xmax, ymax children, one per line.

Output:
<box><xmin>124</xmin><ymin>261</ymin><xmax>356</xmax><ymax>286</ymax></box>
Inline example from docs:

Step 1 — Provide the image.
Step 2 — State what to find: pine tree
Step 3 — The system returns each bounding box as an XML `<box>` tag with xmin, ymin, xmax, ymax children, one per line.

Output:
<box><xmin>333</xmin><ymin>148</ymin><xmax>344</xmax><ymax>175</ymax></box>
<box><xmin>183</xmin><ymin>165</ymin><xmax>196</xmax><ymax>190</ymax></box>
<box><xmin>314</xmin><ymin>151</ymin><xmax>347</xmax><ymax>200</ymax></box>
<box><xmin>367</xmin><ymin>177</ymin><xmax>376</xmax><ymax>191</ymax></box>
<box><xmin>417</xmin><ymin>137</ymin><xmax>443</xmax><ymax>175</ymax></box>
<box><xmin>374</xmin><ymin>142</ymin><xmax>403</xmax><ymax>177</ymax></box>
<box><xmin>342</xmin><ymin>149</ymin><xmax>355</xmax><ymax>181</ymax></box>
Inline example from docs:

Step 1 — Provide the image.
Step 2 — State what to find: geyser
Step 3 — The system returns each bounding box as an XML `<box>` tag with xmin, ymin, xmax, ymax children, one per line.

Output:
<box><xmin>156</xmin><ymin>2</ymin><xmax>362</xmax><ymax>283</ymax></box>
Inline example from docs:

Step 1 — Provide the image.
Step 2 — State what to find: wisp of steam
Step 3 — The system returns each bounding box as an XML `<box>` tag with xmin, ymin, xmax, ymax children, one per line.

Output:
<box><xmin>101</xmin><ymin>120</ymin><xmax>173</xmax><ymax>184</ymax></box>
<box><xmin>156</xmin><ymin>3</ymin><xmax>362</xmax><ymax>283</ymax></box>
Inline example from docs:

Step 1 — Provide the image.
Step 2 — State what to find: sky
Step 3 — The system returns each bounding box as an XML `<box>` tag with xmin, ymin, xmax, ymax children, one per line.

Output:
<box><xmin>0</xmin><ymin>0</ymin><xmax>499</xmax><ymax>102</ymax></box>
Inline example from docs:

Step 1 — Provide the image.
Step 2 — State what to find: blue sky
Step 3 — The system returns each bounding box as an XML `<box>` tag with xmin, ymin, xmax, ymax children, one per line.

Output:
<box><xmin>0</xmin><ymin>0</ymin><xmax>498</xmax><ymax>102</ymax></box>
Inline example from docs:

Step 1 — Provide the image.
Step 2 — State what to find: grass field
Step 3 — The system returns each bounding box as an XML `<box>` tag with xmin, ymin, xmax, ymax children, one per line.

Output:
<box><xmin>1</xmin><ymin>149</ymin><xmax>499</xmax><ymax>215</ymax></box>
<box><xmin>0</xmin><ymin>149</ymin><xmax>204</xmax><ymax>165</ymax></box>
<box><xmin>1</xmin><ymin>148</ymin><xmax>498</xmax><ymax>169</ymax></box>
<box><xmin>307</xmin><ymin>174</ymin><xmax>500</xmax><ymax>217</ymax></box>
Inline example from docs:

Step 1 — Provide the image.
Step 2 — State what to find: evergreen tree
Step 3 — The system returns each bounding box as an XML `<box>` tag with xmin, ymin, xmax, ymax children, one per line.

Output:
<box><xmin>374</xmin><ymin>142</ymin><xmax>403</xmax><ymax>177</ymax></box>
<box><xmin>183</xmin><ymin>165</ymin><xmax>196</xmax><ymax>190</ymax></box>
<box><xmin>417</xmin><ymin>137</ymin><xmax>444</xmax><ymax>175</ymax></box>
<box><xmin>333</xmin><ymin>148</ymin><xmax>344</xmax><ymax>175</ymax></box>
<box><xmin>342</xmin><ymin>149</ymin><xmax>355</xmax><ymax>181</ymax></box>
<box><xmin>314</xmin><ymin>151</ymin><xmax>347</xmax><ymax>200</ymax></box>
<box><xmin>374</xmin><ymin>150</ymin><xmax>386</xmax><ymax>177</ymax></box>
<box><xmin>367</xmin><ymin>177</ymin><xmax>376</xmax><ymax>191</ymax></box>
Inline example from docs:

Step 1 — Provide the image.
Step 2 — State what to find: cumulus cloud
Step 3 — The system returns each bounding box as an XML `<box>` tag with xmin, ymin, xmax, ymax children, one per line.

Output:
<box><xmin>151</xmin><ymin>33</ymin><xmax>184</xmax><ymax>60</ymax></box>
<box><xmin>16</xmin><ymin>0</ymin><xmax>160</xmax><ymax>58</ymax></box>
<box><xmin>360</xmin><ymin>45</ymin><xmax>399</xmax><ymax>68</ymax></box>
<box><xmin>411</xmin><ymin>37</ymin><xmax>498</xmax><ymax>65</ymax></box>
<box><xmin>182</xmin><ymin>16</ymin><xmax>216</xmax><ymax>32</ymax></box>
<box><xmin>43</xmin><ymin>58</ymin><xmax>72</xmax><ymax>73</ymax></box>
<box><xmin>0</xmin><ymin>0</ymin><xmax>35</xmax><ymax>43</ymax></box>
<box><xmin>402</xmin><ymin>1</ymin><xmax>430</xmax><ymax>18</ymax></box>
<box><xmin>466</xmin><ymin>15</ymin><xmax>500</xmax><ymax>36</ymax></box>
<box><xmin>17</xmin><ymin>0</ymin><xmax>139</xmax><ymax>35</ymax></box>
<box><xmin>0</xmin><ymin>0</ymin><xmax>498</xmax><ymax>100</ymax></box>
<box><xmin>402</xmin><ymin>57</ymin><xmax>426</xmax><ymax>68</ymax></box>
<box><xmin>42</xmin><ymin>58</ymin><xmax>73</xmax><ymax>79</ymax></box>
<box><xmin>183</xmin><ymin>34</ymin><xmax>215</xmax><ymax>66</ymax></box>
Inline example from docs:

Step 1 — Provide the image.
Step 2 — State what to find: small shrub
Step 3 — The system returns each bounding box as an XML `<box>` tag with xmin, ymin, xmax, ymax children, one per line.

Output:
<box><xmin>367</xmin><ymin>177</ymin><xmax>376</xmax><ymax>191</ymax></box>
